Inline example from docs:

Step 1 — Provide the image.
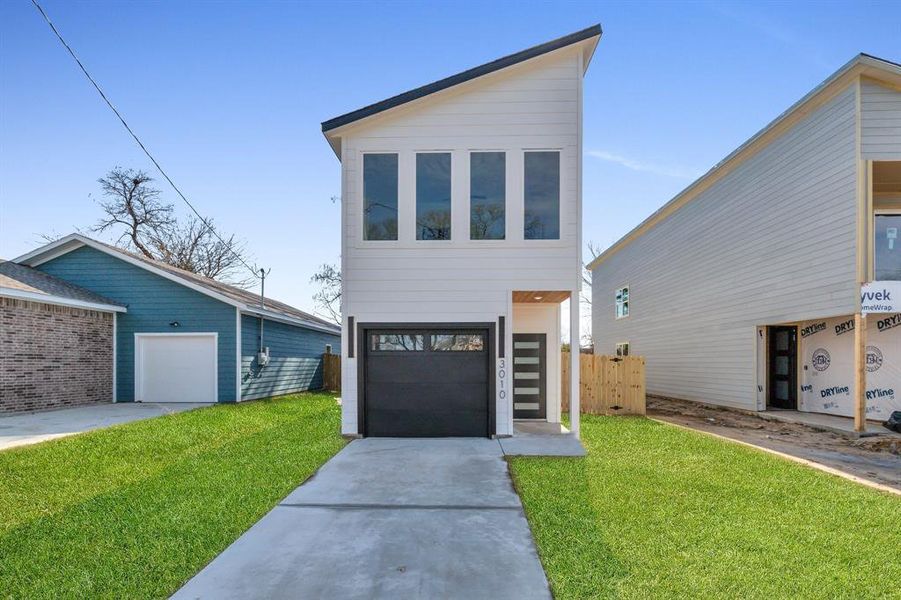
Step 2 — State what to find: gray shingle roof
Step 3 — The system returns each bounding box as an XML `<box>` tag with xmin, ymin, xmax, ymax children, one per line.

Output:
<box><xmin>0</xmin><ymin>260</ymin><xmax>125</xmax><ymax>309</ymax></box>
<box><xmin>85</xmin><ymin>238</ymin><xmax>338</xmax><ymax>331</ymax></box>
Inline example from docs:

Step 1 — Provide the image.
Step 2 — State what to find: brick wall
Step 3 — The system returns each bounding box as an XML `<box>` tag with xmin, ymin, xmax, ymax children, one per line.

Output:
<box><xmin>0</xmin><ymin>297</ymin><xmax>114</xmax><ymax>414</ymax></box>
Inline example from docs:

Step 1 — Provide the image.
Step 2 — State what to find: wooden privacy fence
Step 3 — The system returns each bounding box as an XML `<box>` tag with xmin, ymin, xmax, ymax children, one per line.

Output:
<box><xmin>322</xmin><ymin>351</ymin><xmax>341</xmax><ymax>391</ymax></box>
<box><xmin>561</xmin><ymin>353</ymin><xmax>646</xmax><ymax>415</ymax></box>
<box><xmin>320</xmin><ymin>350</ymin><xmax>644</xmax><ymax>411</ymax></box>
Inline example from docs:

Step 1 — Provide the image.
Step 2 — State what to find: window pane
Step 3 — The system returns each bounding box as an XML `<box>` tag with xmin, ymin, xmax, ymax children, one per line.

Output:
<box><xmin>371</xmin><ymin>334</ymin><xmax>423</xmax><ymax>351</ymax></box>
<box><xmin>524</xmin><ymin>151</ymin><xmax>560</xmax><ymax>240</ymax></box>
<box><xmin>364</xmin><ymin>154</ymin><xmax>398</xmax><ymax>241</ymax></box>
<box><xmin>431</xmin><ymin>334</ymin><xmax>484</xmax><ymax>351</ymax></box>
<box><xmin>470</xmin><ymin>152</ymin><xmax>505</xmax><ymax>240</ymax></box>
<box><xmin>416</xmin><ymin>153</ymin><xmax>452</xmax><ymax>240</ymax></box>
<box><xmin>875</xmin><ymin>214</ymin><xmax>901</xmax><ymax>280</ymax></box>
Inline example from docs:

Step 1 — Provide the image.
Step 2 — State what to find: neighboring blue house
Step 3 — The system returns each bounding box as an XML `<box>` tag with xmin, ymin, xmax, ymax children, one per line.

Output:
<box><xmin>14</xmin><ymin>234</ymin><xmax>341</xmax><ymax>404</ymax></box>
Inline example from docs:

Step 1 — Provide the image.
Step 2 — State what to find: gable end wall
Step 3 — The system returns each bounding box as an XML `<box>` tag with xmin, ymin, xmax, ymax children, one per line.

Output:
<box><xmin>592</xmin><ymin>84</ymin><xmax>860</xmax><ymax>410</ymax></box>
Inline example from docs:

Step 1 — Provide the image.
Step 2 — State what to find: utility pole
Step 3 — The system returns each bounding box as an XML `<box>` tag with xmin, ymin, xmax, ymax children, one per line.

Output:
<box><xmin>258</xmin><ymin>267</ymin><xmax>271</xmax><ymax>354</ymax></box>
<box><xmin>259</xmin><ymin>267</ymin><xmax>270</xmax><ymax>308</ymax></box>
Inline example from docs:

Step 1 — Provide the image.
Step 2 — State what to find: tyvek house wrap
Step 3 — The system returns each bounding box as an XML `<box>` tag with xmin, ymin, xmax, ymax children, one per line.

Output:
<box><xmin>798</xmin><ymin>314</ymin><xmax>900</xmax><ymax>420</ymax></box>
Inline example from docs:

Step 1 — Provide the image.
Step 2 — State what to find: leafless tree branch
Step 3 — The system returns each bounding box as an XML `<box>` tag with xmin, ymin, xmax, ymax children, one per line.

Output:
<box><xmin>311</xmin><ymin>263</ymin><xmax>341</xmax><ymax>324</ymax></box>
<box><xmin>88</xmin><ymin>167</ymin><xmax>253</xmax><ymax>287</ymax></box>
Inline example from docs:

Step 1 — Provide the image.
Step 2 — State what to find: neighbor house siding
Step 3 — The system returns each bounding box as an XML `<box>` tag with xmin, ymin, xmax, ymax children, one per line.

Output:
<box><xmin>0</xmin><ymin>297</ymin><xmax>113</xmax><ymax>413</ymax></box>
<box><xmin>861</xmin><ymin>80</ymin><xmax>901</xmax><ymax>160</ymax></box>
<box><xmin>592</xmin><ymin>84</ymin><xmax>860</xmax><ymax>410</ymax></box>
<box><xmin>340</xmin><ymin>49</ymin><xmax>583</xmax><ymax>434</ymax></box>
<box><xmin>36</xmin><ymin>246</ymin><xmax>238</xmax><ymax>402</ymax></box>
<box><xmin>240</xmin><ymin>315</ymin><xmax>340</xmax><ymax>400</ymax></box>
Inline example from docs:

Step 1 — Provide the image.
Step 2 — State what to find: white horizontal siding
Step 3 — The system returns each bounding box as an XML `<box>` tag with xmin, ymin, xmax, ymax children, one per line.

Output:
<box><xmin>861</xmin><ymin>80</ymin><xmax>901</xmax><ymax>160</ymax></box>
<box><xmin>340</xmin><ymin>49</ymin><xmax>583</xmax><ymax>435</ymax></box>
<box><xmin>592</xmin><ymin>84</ymin><xmax>860</xmax><ymax>411</ymax></box>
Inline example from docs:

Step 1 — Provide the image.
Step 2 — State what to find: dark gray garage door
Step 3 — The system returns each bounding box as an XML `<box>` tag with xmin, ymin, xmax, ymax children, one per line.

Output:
<box><xmin>363</xmin><ymin>327</ymin><xmax>491</xmax><ymax>437</ymax></box>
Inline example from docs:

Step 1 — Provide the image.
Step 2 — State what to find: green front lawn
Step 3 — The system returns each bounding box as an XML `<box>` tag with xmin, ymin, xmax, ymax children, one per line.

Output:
<box><xmin>0</xmin><ymin>393</ymin><xmax>344</xmax><ymax>599</ymax></box>
<box><xmin>509</xmin><ymin>416</ymin><xmax>901</xmax><ymax>599</ymax></box>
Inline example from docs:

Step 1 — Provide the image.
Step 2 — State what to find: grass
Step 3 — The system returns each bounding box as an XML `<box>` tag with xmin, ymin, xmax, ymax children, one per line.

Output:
<box><xmin>509</xmin><ymin>415</ymin><xmax>901</xmax><ymax>599</ymax></box>
<box><xmin>0</xmin><ymin>393</ymin><xmax>344</xmax><ymax>599</ymax></box>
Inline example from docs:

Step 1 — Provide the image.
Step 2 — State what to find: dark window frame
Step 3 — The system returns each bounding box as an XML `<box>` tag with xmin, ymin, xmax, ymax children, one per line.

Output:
<box><xmin>469</xmin><ymin>151</ymin><xmax>506</xmax><ymax>241</ymax></box>
<box><xmin>362</xmin><ymin>153</ymin><xmax>400</xmax><ymax>241</ymax></box>
<box><xmin>523</xmin><ymin>150</ymin><xmax>561</xmax><ymax>240</ymax></box>
<box><xmin>369</xmin><ymin>333</ymin><xmax>425</xmax><ymax>352</ymax></box>
<box><xmin>416</xmin><ymin>151</ymin><xmax>453</xmax><ymax>241</ymax></box>
<box><xmin>430</xmin><ymin>333</ymin><xmax>486</xmax><ymax>352</ymax></box>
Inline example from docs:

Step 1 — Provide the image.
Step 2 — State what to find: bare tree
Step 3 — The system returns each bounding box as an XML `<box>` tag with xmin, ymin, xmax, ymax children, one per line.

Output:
<box><xmin>579</xmin><ymin>241</ymin><xmax>602</xmax><ymax>351</ymax></box>
<box><xmin>311</xmin><ymin>263</ymin><xmax>341</xmax><ymax>324</ymax></box>
<box><xmin>91</xmin><ymin>167</ymin><xmax>253</xmax><ymax>287</ymax></box>
<box><xmin>94</xmin><ymin>168</ymin><xmax>174</xmax><ymax>257</ymax></box>
<box><xmin>470</xmin><ymin>204</ymin><xmax>504</xmax><ymax>240</ymax></box>
<box><xmin>150</xmin><ymin>217</ymin><xmax>253</xmax><ymax>287</ymax></box>
<box><xmin>581</xmin><ymin>240</ymin><xmax>602</xmax><ymax>306</ymax></box>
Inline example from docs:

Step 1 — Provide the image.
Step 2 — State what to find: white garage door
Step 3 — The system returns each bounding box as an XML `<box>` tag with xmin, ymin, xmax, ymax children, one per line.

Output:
<box><xmin>136</xmin><ymin>334</ymin><xmax>218</xmax><ymax>403</ymax></box>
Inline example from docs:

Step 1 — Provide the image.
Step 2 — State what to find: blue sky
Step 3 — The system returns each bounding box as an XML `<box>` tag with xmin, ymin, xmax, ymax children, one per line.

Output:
<box><xmin>2</xmin><ymin>0</ymin><xmax>899</xmax><ymax>316</ymax></box>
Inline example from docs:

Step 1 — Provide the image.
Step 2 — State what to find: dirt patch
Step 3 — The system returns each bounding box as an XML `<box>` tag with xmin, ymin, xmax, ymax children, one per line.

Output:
<box><xmin>647</xmin><ymin>396</ymin><xmax>901</xmax><ymax>491</ymax></box>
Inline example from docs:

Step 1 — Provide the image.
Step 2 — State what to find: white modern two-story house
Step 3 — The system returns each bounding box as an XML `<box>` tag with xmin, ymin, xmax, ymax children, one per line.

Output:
<box><xmin>590</xmin><ymin>54</ymin><xmax>901</xmax><ymax>432</ymax></box>
<box><xmin>322</xmin><ymin>26</ymin><xmax>601</xmax><ymax>438</ymax></box>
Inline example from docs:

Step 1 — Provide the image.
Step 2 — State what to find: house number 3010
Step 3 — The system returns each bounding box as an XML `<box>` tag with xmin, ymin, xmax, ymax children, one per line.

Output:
<box><xmin>497</xmin><ymin>358</ymin><xmax>506</xmax><ymax>399</ymax></box>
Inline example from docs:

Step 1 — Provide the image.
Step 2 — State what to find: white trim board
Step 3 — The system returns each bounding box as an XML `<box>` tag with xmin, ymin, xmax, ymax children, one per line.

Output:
<box><xmin>0</xmin><ymin>287</ymin><xmax>126</xmax><ymax>313</ymax></box>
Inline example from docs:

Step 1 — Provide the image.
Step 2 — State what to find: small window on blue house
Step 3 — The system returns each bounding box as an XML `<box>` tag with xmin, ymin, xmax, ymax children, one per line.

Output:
<box><xmin>470</xmin><ymin>152</ymin><xmax>505</xmax><ymax>240</ymax></box>
<box><xmin>524</xmin><ymin>151</ymin><xmax>560</xmax><ymax>240</ymax></box>
<box><xmin>364</xmin><ymin>153</ymin><xmax>399</xmax><ymax>241</ymax></box>
<box><xmin>416</xmin><ymin>152</ymin><xmax>452</xmax><ymax>240</ymax></box>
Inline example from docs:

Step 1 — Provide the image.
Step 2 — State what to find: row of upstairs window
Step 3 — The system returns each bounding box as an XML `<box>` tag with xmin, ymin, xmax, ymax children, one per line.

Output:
<box><xmin>362</xmin><ymin>151</ymin><xmax>561</xmax><ymax>242</ymax></box>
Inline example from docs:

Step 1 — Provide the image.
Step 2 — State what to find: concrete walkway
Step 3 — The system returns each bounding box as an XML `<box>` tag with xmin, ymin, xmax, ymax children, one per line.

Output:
<box><xmin>172</xmin><ymin>438</ymin><xmax>551</xmax><ymax>600</ymax></box>
<box><xmin>0</xmin><ymin>403</ymin><xmax>207</xmax><ymax>450</ymax></box>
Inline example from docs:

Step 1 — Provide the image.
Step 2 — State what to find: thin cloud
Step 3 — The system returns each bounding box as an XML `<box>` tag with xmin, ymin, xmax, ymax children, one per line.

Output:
<box><xmin>705</xmin><ymin>2</ymin><xmax>833</xmax><ymax>71</ymax></box>
<box><xmin>586</xmin><ymin>150</ymin><xmax>701</xmax><ymax>180</ymax></box>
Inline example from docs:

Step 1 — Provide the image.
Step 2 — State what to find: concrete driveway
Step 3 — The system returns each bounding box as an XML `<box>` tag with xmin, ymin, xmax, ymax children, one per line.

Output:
<box><xmin>172</xmin><ymin>438</ymin><xmax>551</xmax><ymax>600</ymax></box>
<box><xmin>0</xmin><ymin>403</ymin><xmax>207</xmax><ymax>450</ymax></box>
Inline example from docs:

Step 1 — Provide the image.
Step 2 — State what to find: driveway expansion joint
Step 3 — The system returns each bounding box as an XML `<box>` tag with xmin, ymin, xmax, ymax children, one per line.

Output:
<box><xmin>278</xmin><ymin>502</ymin><xmax>521</xmax><ymax>510</ymax></box>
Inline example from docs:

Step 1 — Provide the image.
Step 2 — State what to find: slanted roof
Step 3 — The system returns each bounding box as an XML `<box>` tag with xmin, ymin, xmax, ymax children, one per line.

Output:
<box><xmin>0</xmin><ymin>259</ymin><xmax>126</xmax><ymax>312</ymax></box>
<box><xmin>587</xmin><ymin>53</ymin><xmax>901</xmax><ymax>271</ymax></box>
<box><xmin>321</xmin><ymin>24</ymin><xmax>602</xmax><ymax>154</ymax></box>
<box><xmin>14</xmin><ymin>234</ymin><xmax>340</xmax><ymax>334</ymax></box>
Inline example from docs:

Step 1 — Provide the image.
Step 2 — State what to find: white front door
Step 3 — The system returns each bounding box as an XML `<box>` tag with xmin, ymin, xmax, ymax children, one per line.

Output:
<box><xmin>135</xmin><ymin>334</ymin><xmax>218</xmax><ymax>403</ymax></box>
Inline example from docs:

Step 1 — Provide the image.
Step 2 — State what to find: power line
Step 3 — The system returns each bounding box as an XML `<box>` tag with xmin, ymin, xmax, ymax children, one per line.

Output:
<box><xmin>30</xmin><ymin>0</ymin><xmax>262</xmax><ymax>280</ymax></box>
